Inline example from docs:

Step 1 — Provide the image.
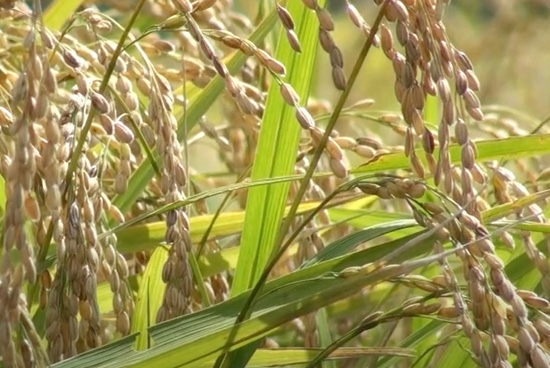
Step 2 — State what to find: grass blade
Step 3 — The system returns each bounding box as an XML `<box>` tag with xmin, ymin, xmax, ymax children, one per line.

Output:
<box><xmin>43</xmin><ymin>0</ymin><xmax>85</xmax><ymax>31</ymax></box>
<box><xmin>193</xmin><ymin>347</ymin><xmax>414</xmax><ymax>367</ymax></box>
<box><xmin>231</xmin><ymin>0</ymin><xmax>327</xmax><ymax>296</ymax></box>
<box><xmin>352</xmin><ymin>134</ymin><xmax>550</xmax><ymax>174</ymax></box>
<box><xmin>131</xmin><ymin>246</ymin><xmax>169</xmax><ymax>350</ymax></box>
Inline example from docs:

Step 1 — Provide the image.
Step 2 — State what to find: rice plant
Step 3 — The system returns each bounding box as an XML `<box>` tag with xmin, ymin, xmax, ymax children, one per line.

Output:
<box><xmin>0</xmin><ymin>0</ymin><xmax>549</xmax><ymax>367</ymax></box>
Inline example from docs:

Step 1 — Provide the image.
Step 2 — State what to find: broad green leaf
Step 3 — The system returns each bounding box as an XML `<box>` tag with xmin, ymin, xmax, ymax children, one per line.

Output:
<box><xmin>123</xmin><ymin>245</ymin><xmax>437</xmax><ymax>367</ymax></box>
<box><xmin>490</xmin><ymin>220</ymin><xmax>550</xmax><ymax>233</ymax></box>
<box><xmin>112</xmin><ymin>11</ymin><xmax>278</xmax><ymax>214</ymax></box>
<box><xmin>97</xmin><ymin>282</ymin><xmax>112</xmax><ymax>315</ymax></box>
<box><xmin>132</xmin><ymin>246</ymin><xmax>169</xmax><ymax>350</ymax></box>
<box><xmin>353</xmin><ymin>134</ymin><xmax>550</xmax><ymax>174</ymax></box>
<box><xmin>199</xmin><ymin>245</ymin><xmax>240</xmax><ymax>278</ymax></box>
<box><xmin>424</xmin><ymin>95</ymin><xmax>439</xmax><ymax>125</ymax></box>
<box><xmin>62</xmin><ymin>230</ymin><xmax>433</xmax><ymax>368</ymax></box>
<box><xmin>44</xmin><ymin>0</ymin><xmax>85</xmax><ymax>31</ymax></box>
<box><xmin>61</xmin><ymin>229</ymin><xmax>432</xmax><ymax>368</ymax></box>
<box><xmin>431</xmin><ymin>338</ymin><xmax>474</xmax><ymax>368</ymax></box>
<box><xmin>115</xmin><ymin>201</ymin><xmax>321</xmax><ymax>253</ymax></box>
<box><xmin>194</xmin><ymin>347</ymin><xmax>414</xmax><ymax>367</ymax></box>
<box><xmin>52</xmin><ymin>334</ymin><xmax>138</xmax><ymax>368</ymax></box>
<box><xmin>232</xmin><ymin>0</ymin><xmax>327</xmax><ymax>295</ymax></box>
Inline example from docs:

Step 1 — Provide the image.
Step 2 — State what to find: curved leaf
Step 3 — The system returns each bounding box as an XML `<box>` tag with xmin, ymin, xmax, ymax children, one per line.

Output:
<box><xmin>132</xmin><ymin>246</ymin><xmax>169</xmax><ymax>350</ymax></box>
<box><xmin>353</xmin><ymin>134</ymin><xmax>550</xmax><ymax>174</ymax></box>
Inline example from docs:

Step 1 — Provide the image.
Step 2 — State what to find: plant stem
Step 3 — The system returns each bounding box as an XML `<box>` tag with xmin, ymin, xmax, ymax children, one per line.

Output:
<box><xmin>196</xmin><ymin>165</ymin><xmax>252</xmax><ymax>256</ymax></box>
<box><xmin>304</xmin><ymin>320</ymin><xmax>382</xmax><ymax>368</ymax></box>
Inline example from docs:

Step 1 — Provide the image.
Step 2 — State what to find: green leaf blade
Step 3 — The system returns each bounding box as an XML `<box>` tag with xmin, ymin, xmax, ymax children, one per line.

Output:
<box><xmin>232</xmin><ymin>0</ymin><xmax>327</xmax><ymax>296</ymax></box>
<box><xmin>132</xmin><ymin>246</ymin><xmax>169</xmax><ymax>351</ymax></box>
<box><xmin>352</xmin><ymin>134</ymin><xmax>550</xmax><ymax>174</ymax></box>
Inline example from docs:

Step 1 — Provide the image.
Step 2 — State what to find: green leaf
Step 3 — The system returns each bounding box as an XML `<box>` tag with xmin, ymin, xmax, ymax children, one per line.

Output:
<box><xmin>316</xmin><ymin>308</ymin><xmax>336</xmax><ymax>368</ymax></box>
<box><xmin>482</xmin><ymin>190</ymin><xmax>550</xmax><ymax>222</ymax></box>
<box><xmin>352</xmin><ymin>134</ymin><xmax>550</xmax><ymax>174</ymax></box>
<box><xmin>490</xmin><ymin>220</ymin><xmax>550</xmax><ymax>234</ymax></box>
<box><xmin>302</xmin><ymin>219</ymin><xmax>417</xmax><ymax>267</ymax></box>
<box><xmin>194</xmin><ymin>347</ymin><xmax>415</xmax><ymax>367</ymax></box>
<box><xmin>97</xmin><ymin>282</ymin><xmax>113</xmax><ymax>315</ymax></box>
<box><xmin>115</xmin><ymin>201</ymin><xmax>322</xmax><ymax>254</ymax></box>
<box><xmin>62</xmin><ymin>229</ymin><xmax>433</xmax><ymax>368</ymax></box>
<box><xmin>199</xmin><ymin>246</ymin><xmax>240</xmax><ymax>278</ymax></box>
<box><xmin>232</xmin><ymin>0</ymin><xmax>328</xmax><ymax>296</ymax></box>
<box><xmin>52</xmin><ymin>334</ymin><xmax>138</xmax><ymax>368</ymax></box>
<box><xmin>423</xmin><ymin>95</ymin><xmax>439</xmax><ymax>125</ymax></box>
<box><xmin>44</xmin><ymin>0</ymin><xmax>85</xmax><ymax>31</ymax></box>
<box><xmin>430</xmin><ymin>338</ymin><xmax>474</xmax><ymax>368</ymax></box>
<box><xmin>231</xmin><ymin>1</ymin><xmax>325</xmax><ymax>295</ymax></box>
<box><xmin>129</xmin><ymin>248</ymin><xmax>436</xmax><ymax>367</ymax></box>
<box><xmin>132</xmin><ymin>246</ymin><xmax>169</xmax><ymax>350</ymax></box>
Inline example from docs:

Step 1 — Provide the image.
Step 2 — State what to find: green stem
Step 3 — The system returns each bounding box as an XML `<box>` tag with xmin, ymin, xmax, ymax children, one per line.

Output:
<box><xmin>305</xmin><ymin>320</ymin><xmax>382</xmax><ymax>368</ymax></box>
<box><xmin>196</xmin><ymin>165</ymin><xmax>252</xmax><ymax>256</ymax></box>
<box><xmin>187</xmin><ymin>247</ymin><xmax>212</xmax><ymax>308</ymax></box>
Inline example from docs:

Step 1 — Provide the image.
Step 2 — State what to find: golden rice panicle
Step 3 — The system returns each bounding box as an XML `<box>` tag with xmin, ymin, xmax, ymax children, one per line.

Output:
<box><xmin>174</xmin><ymin>11</ymin><xmax>266</xmax><ymax>117</ymax></box>
<box><xmin>273</xmin><ymin>78</ymin><xmax>348</xmax><ymax>178</ymax></box>
<box><xmin>373</xmin><ymin>0</ymin><xmax>488</xmax><ymax>195</ymax></box>
<box><xmin>0</xmin><ymin>0</ymin><xmax>547</xmax><ymax>367</ymax></box>
<box><xmin>0</xmin><ymin>17</ymin><xmax>52</xmax><ymax>366</ymax></box>
<box><xmin>489</xmin><ymin>165</ymin><xmax>550</xmax><ymax>296</ymax></box>
<box><xmin>143</xmin><ymin>70</ymin><xmax>193</xmax><ymax>321</ymax></box>
<box><xmin>427</xmin><ymin>196</ymin><xmax>549</xmax><ymax>367</ymax></box>
<box><xmin>419</xmin><ymin>216</ymin><xmax>493</xmax><ymax>366</ymax></box>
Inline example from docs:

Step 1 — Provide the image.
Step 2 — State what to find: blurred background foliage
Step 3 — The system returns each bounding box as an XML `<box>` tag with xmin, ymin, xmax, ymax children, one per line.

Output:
<box><xmin>231</xmin><ymin>0</ymin><xmax>550</xmax><ymax>117</ymax></box>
